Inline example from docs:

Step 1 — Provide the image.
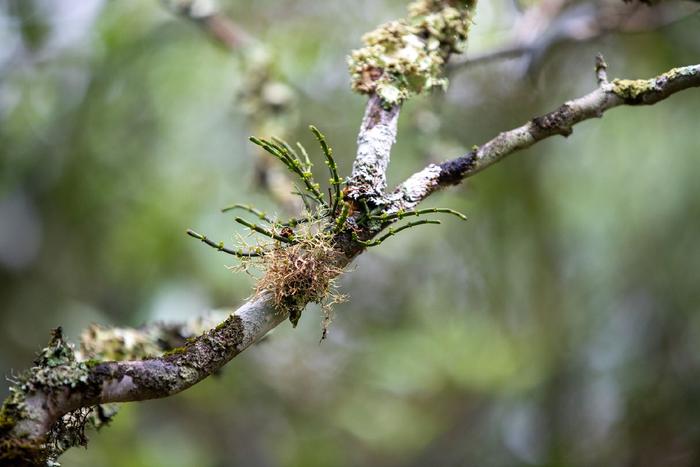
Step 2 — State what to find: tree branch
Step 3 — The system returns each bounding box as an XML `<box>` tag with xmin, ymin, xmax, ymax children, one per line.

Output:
<box><xmin>7</xmin><ymin>295</ymin><xmax>284</xmax><ymax>443</ymax></box>
<box><xmin>448</xmin><ymin>1</ymin><xmax>699</xmax><ymax>73</ymax></box>
<box><xmin>161</xmin><ymin>0</ymin><xmax>252</xmax><ymax>50</ymax></box>
<box><xmin>3</xmin><ymin>1</ymin><xmax>700</xmax><ymax>464</ymax></box>
<box><xmin>389</xmin><ymin>63</ymin><xmax>700</xmax><ymax>212</ymax></box>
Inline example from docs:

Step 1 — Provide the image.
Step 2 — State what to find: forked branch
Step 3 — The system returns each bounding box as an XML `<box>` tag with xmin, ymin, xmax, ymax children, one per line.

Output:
<box><xmin>2</xmin><ymin>1</ymin><xmax>699</xmax><ymax>464</ymax></box>
<box><xmin>389</xmin><ymin>62</ymin><xmax>700</xmax><ymax>212</ymax></box>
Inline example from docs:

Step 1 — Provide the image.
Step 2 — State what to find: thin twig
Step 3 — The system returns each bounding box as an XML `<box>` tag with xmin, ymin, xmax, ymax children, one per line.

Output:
<box><xmin>235</xmin><ymin>217</ymin><xmax>295</xmax><ymax>244</ymax></box>
<box><xmin>310</xmin><ymin>125</ymin><xmax>343</xmax><ymax>217</ymax></box>
<box><xmin>595</xmin><ymin>53</ymin><xmax>609</xmax><ymax>86</ymax></box>
<box><xmin>353</xmin><ymin>220</ymin><xmax>442</xmax><ymax>247</ymax></box>
<box><xmin>221</xmin><ymin>204</ymin><xmax>275</xmax><ymax>223</ymax></box>
<box><xmin>186</xmin><ymin>229</ymin><xmax>263</xmax><ymax>257</ymax></box>
<box><xmin>372</xmin><ymin>207</ymin><xmax>467</xmax><ymax>222</ymax></box>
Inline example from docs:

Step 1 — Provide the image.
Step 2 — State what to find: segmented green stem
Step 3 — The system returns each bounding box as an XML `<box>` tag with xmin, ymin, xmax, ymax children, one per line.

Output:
<box><xmin>271</xmin><ymin>137</ymin><xmax>310</xmax><ymax>172</ymax></box>
<box><xmin>310</xmin><ymin>125</ymin><xmax>342</xmax><ymax>216</ymax></box>
<box><xmin>353</xmin><ymin>220</ymin><xmax>441</xmax><ymax>247</ymax></box>
<box><xmin>221</xmin><ymin>204</ymin><xmax>275</xmax><ymax>223</ymax></box>
<box><xmin>235</xmin><ymin>217</ymin><xmax>295</xmax><ymax>244</ymax></box>
<box><xmin>334</xmin><ymin>202</ymin><xmax>350</xmax><ymax>233</ymax></box>
<box><xmin>372</xmin><ymin>207</ymin><xmax>467</xmax><ymax>222</ymax></box>
<box><xmin>186</xmin><ymin>229</ymin><xmax>263</xmax><ymax>257</ymax></box>
<box><xmin>249</xmin><ymin>136</ymin><xmax>326</xmax><ymax>206</ymax></box>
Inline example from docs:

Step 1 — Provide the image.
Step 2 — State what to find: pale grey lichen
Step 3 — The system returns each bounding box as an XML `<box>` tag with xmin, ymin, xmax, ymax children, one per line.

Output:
<box><xmin>348</xmin><ymin>0</ymin><xmax>478</xmax><ymax>106</ymax></box>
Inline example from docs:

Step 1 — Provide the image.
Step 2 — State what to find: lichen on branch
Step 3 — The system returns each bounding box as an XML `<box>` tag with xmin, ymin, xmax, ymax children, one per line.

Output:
<box><xmin>0</xmin><ymin>328</ymin><xmax>113</xmax><ymax>466</ymax></box>
<box><xmin>348</xmin><ymin>0</ymin><xmax>478</xmax><ymax>106</ymax></box>
<box><xmin>609</xmin><ymin>66</ymin><xmax>699</xmax><ymax>103</ymax></box>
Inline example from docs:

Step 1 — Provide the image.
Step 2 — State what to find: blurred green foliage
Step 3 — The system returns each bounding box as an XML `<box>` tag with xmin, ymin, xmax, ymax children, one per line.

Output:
<box><xmin>1</xmin><ymin>1</ymin><xmax>700</xmax><ymax>466</ymax></box>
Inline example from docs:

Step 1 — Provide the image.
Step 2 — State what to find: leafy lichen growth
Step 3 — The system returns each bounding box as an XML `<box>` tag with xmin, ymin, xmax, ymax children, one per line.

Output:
<box><xmin>348</xmin><ymin>0</ymin><xmax>477</xmax><ymax>106</ymax></box>
<box><xmin>0</xmin><ymin>328</ymin><xmax>117</xmax><ymax>465</ymax></box>
<box><xmin>24</xmin><ymin>330</ymin><xmax>92</xmax><ymax>408</ymax></box>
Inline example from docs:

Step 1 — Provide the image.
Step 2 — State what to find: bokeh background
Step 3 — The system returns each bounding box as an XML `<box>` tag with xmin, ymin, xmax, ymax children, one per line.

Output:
<box><xmin>2</xmin><ymin>1</ymin><xmax>700</xmax><ymax>466</ymax></box>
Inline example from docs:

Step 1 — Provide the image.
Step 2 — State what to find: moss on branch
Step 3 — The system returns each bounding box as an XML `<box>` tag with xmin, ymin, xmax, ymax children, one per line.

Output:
<box><xmin>348</xmin><ymin>0</ymin><xmax>477</xmax><ymax>106</ymax></box>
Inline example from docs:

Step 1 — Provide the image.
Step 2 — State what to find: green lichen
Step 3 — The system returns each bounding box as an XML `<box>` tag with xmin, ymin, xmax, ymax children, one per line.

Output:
<box><xmin>0</xmin><ymin>328</ymin><xmax>111</xmax><ymax>465</ymax></box>
<box><xmin>610</xmin><ymin>78</ymin><xmax>656</xmax><ymax>100</ymax></box>
<box><xmin>0</xmin><ymin>413</ymin><xmax>13</xmax><ymax>434</ymax></box>
<box><xmin>611</xmin><ymin>66</ymin><xmax>696</xmax><ymax>101</ymax></box>
<box><xmin>348</xmin><ymin>0</ymin><xmax>477</xmax><ymax>106</ymax></box>
<box><xmin>0</xmin><ymin>391</ymin><xmax>27</xmax><ymax>431</ymax></box>
<box><xmin>29</xmin><ymin>329</ymin><xmax>91</xmax><ymax>391</ymax></box>
<box><xmin>665</xmin><ymin>67</ymin><xmax>693</xmax><ymax>79</ymax></box>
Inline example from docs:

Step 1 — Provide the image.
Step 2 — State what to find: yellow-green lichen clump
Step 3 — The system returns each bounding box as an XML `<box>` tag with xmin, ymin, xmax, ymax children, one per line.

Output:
<box><xmin>348</xmin><ymin>0</ymin><xmax>477</xmax><ymax>106</ymax></box>
<box><xmin>610</xmin><ymin>67</ymin><xmax>696</xmax><ymax>101</ymax></box>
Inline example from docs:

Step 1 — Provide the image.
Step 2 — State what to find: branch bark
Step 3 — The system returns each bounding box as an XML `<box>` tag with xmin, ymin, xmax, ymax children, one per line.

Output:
<box><xmin>448</xmin><ymin>1</ymin><xmax>700</xmax><ymax>73</ymax></box>
<box><xmin>389</xmin><ymin>63</ymin><xmax>700</xmax><ymax>212</ymax></box>
<box><xmin>9</xmin><ymin>295</ymin><xmax>283</xmax><ymax>442</ymax></box>
<box><xmin>346</xmin><ymin>95</ymin><xmax>401</xmax><ymax>201</ymax></box>
<box><xmin>3</xmin><ymin>1</ymin><xmax>700</xmax><ymax>464</ymax></box>
<box><xmin>161</xmin><ymin>0</ymin><xmax>253</xmax><ymax>50</ymax></box>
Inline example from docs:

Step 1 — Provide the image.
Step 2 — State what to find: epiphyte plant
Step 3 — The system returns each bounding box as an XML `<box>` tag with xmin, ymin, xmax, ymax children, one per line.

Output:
<box><xmin>187</xmin><ymin>125</ymin><xmax>467</xmax><ymax>329</ymax></box>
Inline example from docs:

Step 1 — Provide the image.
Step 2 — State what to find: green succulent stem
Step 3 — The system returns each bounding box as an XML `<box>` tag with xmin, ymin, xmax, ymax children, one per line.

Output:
<box><xmin>353</xmin><ymin>219</ymin><xmax>442</xmax><ymax>247</ymax></box>
<box><xmin>296</xmin><ymin>142</ymin><xmax>312</xmax><ymax>169</ymax></box>
<box><xmin>249</xmin><ymin>136</ymin><xmax>327</xmax><ymax>207</ymax></box>
<box><xmin>372</xmin><ymin>207</ymin><xmax>467</xmax><ymax>222</ymax></box>
<box><xmin>186</xmin><ymin>229</ymin><xmax>263</xmax><ymax>257</ymax></box>
<box><xmin>309</xmin><ymin>125</ymin><xmax>343</xmax><ymax>216</ymax></box>
<box><xmin>221</xmin><ymin>204</ymin><xmax>275</xmax><ymax>223</ymax></box>
<box><xmin>334</xmin><ymin>202</ymin><xmax>351</xmax><ymax>233</ymax></box>
<box><xmin>271</xmin><ymin>137</ymin><xmax>311</xmax><ymax>172</ymax></box>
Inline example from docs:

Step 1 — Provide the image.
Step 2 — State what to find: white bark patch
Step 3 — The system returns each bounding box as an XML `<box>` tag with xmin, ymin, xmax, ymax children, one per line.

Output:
<box><xmin>234</xmin><ymin>294</ymin><xmax>286</xmax><ymax>351</ymax></box>
<box><xmin>387</xmin><ymin>163</ymin><xmax>442</xmax><ymax>211</ymax></box>
<box><xmin>349</xmin><ymin>120</ymin><xmax>399</xmax><ymax>198</ymax></box>
<box><xmin>347</xmin><ymin>97</ymin><xmax>400</xmax><ymax>200</ymax></box>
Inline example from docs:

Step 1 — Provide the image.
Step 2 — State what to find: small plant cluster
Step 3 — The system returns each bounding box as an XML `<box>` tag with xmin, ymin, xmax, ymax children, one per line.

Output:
<box><xmin>188</xmin><ymin>126</ymin><xmax>349</xmax><ymax>332</ymax></box>
<box><xmin>348</xmin><ymin>0</ymin><xmax>477</xmax><ymax>106</ymax></box>
<box><xmin>189</xmin><ymin>126</ymin><xmax>466</xmax><ymax>333</ymax></box>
